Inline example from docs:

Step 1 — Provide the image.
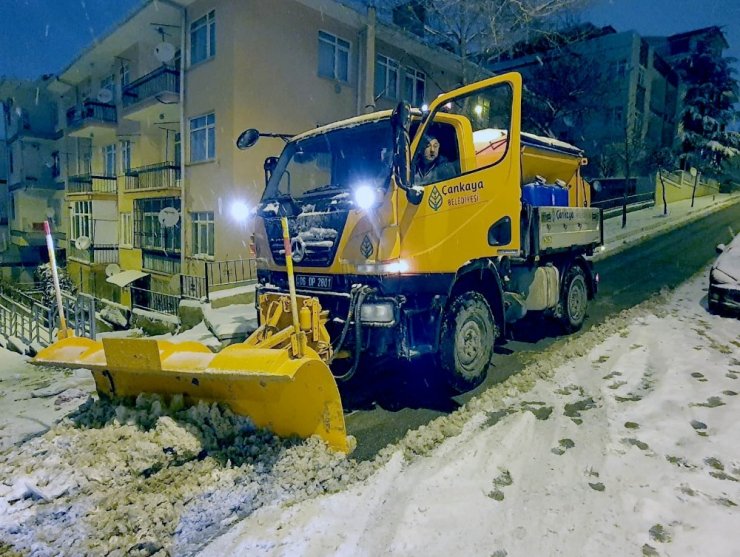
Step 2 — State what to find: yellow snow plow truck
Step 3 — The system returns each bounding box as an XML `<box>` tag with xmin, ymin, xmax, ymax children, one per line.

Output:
<box><xmin>34</xmin><ymin>72</ymin><xmax>601</xmax><ymax>453</ymax></box>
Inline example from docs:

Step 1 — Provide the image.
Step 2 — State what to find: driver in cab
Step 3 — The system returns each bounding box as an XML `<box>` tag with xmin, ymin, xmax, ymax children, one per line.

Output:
<box><xmin>414</xmin><ymin>134</ymin><xmax>456</xmax><ymax>185</ymax></box>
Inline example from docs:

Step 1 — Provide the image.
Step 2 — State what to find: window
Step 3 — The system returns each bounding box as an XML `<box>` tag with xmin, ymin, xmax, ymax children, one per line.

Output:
<box><xmin>134</xmin><ymin>197</ymin><xmax>181</xmax><ymax>252</ymax></box>
<box><xmin>191</xmin><ymin>212</ymin><xmax>215</xmax><ymax>257</ymax></box>
<box><xmin>190</xmin><ymin>10</ymin><xmax>215</xmax><ymax>65</ymax></box>
<box><xmin>120</xmin><ymin>140</ymin><xmax>131</xmax><ymax>173</ymax></box>
<box><xmin>120</xmin><ymin>212</ymin><xmax>133</xmax><ymax>247</ymax></box>
<box><xmin>100</xmin><ymin>74</ymin><xmax>116</xmax><ymax>102</ymax></box>
<box><xmin>318</xmin><ymin>31</ymin><xmax>349</xmax><ymax>82</ymax></box>
<box><xmin>174</xmin><ymin>131</ymin><xmax>181</xmax><ymax>167</ymax></box>
<box><xmin>609</xmin><ymin>59</ymin><xmax>628</xmax><ymax>78</ymax></box>
<box><xmin>375</xmin><ymin>54</ymin><xmax>400</xmax><ymax>99</ymax></box>
<box><xmin>119</xmin><ymin>62</ymin><xmax>130</xmax><ymax>89</ymax></box>
<box><xmin>611</xmin><ymin>107</ymin><xmax>623</xmax><ymax>123</ymax></box>
<box><xmin>404</xmin><ymin>67</ymin><xmax>426</xmax><ymax>106</ymax></box>
<box><xmin>190</xmin><ymin>113</ymin><xmax>215</xmax><ymax>162</ymax></box>
<box><xmin>103</xmin><ymin>144</ymin><xmax>116</xmax><ymax>176</ymax></box>
<box><xmin>8</xmin><ymin>149</ymin><xmax>13</xmax><ymax>175</ymax></box>
<box><xmin>70</xmin><ymin>201</ymin><xmax>92</xmax><ymax>241</ymax></box>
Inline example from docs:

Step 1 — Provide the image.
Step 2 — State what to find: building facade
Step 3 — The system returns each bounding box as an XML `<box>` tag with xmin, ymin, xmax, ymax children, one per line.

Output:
<box><xmin>0</xmin><ymin>78</ymin><xmax>65</xmax><ymax>283</ymax></box>
<box><xmin>490</xmin><ymin>26</ymin><xmax>683</xmax><ymax>181</ymax></box>
<box><xmin>38</xmin><ymin>0</ymin><xmax>465</xmax><ymax>310</ymax></box>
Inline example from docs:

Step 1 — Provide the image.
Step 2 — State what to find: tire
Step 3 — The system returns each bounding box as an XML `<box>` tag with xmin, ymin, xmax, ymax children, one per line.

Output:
<box><xmin>557</xmin><ymin>265</ymin><xmax>588</xmax><ymax>333</ymax></box>
<box><xmin>438</xmin><ymin>291</ymin><xmax>497</xmax><ymax>393</ymax></box>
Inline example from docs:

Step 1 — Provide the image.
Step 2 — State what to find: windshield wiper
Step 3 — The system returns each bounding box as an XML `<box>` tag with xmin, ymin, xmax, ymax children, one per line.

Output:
<box><xmin>303</xmin><ymin>183</ymin><xmax>343</xmax><ymax>195</ymax></box>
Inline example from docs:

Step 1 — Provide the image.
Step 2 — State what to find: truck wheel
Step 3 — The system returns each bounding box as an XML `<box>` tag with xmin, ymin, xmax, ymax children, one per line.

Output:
<box><xmin>557</xmin><ymin>265</ymin><xmax>588</xmax><ymax>333</ymax></box>
<box><xmin>439</xmin><ymin>291</ymin><xmax>497</xmax><ymax>393</ymax></box>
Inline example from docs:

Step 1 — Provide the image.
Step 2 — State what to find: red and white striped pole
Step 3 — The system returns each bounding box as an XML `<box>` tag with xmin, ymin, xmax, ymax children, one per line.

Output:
<box><xmin>43</xmin><ymin>221</ymin><xmax>71</xmax><ymax>339</ymax></box>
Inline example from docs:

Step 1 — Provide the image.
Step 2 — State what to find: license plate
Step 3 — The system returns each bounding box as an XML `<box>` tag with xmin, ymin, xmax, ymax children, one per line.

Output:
<box><xmin>295</xmin><ymin>274</ymin><xmax>333</xmax><ymax>290</ymax></box>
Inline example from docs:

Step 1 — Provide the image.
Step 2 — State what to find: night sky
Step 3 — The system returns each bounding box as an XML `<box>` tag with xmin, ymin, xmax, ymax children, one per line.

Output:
<box><xmin>0</xmin><ymin>0</ymin><xmax>738</xmax><ymax>80</ymax></box>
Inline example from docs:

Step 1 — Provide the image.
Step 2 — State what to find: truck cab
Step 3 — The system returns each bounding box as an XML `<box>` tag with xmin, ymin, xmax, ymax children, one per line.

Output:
<box><xmin>248</xmin><ymin>72</ymin><xmax>601</xmax><ymax>391</ymax></box>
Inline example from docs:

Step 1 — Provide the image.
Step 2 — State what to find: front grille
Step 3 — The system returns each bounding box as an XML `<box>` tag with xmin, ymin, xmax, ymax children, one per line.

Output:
<box><xmin>265</xmin><ymin>206</ymin><xmax>348</xmax><ymax>268</ymax></box>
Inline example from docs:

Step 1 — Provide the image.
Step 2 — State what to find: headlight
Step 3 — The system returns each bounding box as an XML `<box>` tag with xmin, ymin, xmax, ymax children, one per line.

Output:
<box><xmin>356</xmin><ymin>259</ymin><xmax>411</xmax><ymax>274</ymax></box>
<box><xmin>711</xmin><ymin>268</ymin><xmax>736</xmax><ymax>285</ymax></box>
<box><xmin>360</xmin><ymin>302</ymin><xmax>395</xmax><ymax>324</ymax></box>
<box><xmin>353</xmin><ymin>184</ymin><xmax>379</xmax><ymax>210</ymax></box>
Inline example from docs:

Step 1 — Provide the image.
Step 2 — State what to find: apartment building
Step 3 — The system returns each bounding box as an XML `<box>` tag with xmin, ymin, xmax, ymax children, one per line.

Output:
<box><xmin>0</xmin><ymin>78</ymin><xmax>65</xmax><ymax>281</ymax></box>
<box><xmin>44</xmin><ymin>0</ymin><xmax>465</xmax><ymax>310</ymax></box>
<box><xmin>490</xmin><ymin>26</ymin><xmax>682</xmax><ymax>179</ymax></box>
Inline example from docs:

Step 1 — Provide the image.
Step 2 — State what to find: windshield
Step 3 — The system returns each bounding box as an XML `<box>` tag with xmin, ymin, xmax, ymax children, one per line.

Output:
<box><xmin>262</xmin><ymin>120</ymin><xmax>393</xmax><ymax>201</ymax></box>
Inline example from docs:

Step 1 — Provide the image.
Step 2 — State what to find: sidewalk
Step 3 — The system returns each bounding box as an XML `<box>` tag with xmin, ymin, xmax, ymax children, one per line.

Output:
<box><xmin>198</xmin><ymin>193</ymin><xmax>740</xmax><ymax>343</ymax></box>
<box><xmin>596</xmin><ymin>192</ymin><xmax>740</xmax><ymax>260</ymax></box>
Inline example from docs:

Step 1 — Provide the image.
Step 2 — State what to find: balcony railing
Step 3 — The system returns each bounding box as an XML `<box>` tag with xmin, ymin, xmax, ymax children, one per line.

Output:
<box><xmin>124</xmin><ymin>162</ymin><xmax>180</xmax><ymax>191</ymax></box>
<box><xmin>68</xmin><ymin>244</ymin><xmax>119</xmax><ymax>264</ymax></box>
<box><xmin>142</xmin><ymin>252</ymin><xmax>181</xmax><ymax>275</ymax></box>
<box><xmin>122</xmin><ymin>66</ymin><xmax>180</xmax><ymax>109</ymax></box>
<box><xmin>66</xmin><ymin>100</ymin><xmax>117</xmax><ymax>128</ymax></box>
<box><xmin>68</xmin><ymin>174</ymin><xmax>117</xmax><ymax>194</ymax></box>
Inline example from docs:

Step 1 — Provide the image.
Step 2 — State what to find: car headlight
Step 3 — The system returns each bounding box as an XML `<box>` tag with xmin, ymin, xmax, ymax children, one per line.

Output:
<box><xmin>353</xmin><ymin>183</ymin><xmax>382</xmax><ymax>210</ymax></box>
<box><xmin>360</xmin><ymin>301</ymin><xmax>395</xmax><ymax>324</ymax></box>
<box><xmin>356</xmin><ymin>259</ymin><xmax>411</xmax><ymax>274</ymax></box>
<box><xmin>711</xmin><ymin>268</ymin><xmax>736</xmax><ymax>285</ymax></box>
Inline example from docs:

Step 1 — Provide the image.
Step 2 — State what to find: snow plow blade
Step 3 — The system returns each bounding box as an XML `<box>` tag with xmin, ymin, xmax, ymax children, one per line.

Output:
<box><xmin>33</xmin><ymin>337</ymin><xmax>349</xmax><ymax>453</ymax></box>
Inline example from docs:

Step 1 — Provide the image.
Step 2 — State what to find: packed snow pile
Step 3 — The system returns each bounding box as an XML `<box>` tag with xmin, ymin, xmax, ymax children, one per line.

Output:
<box><xmin>0</xmin><ymin>395</ymin><xmax>373</xmax><ymax>556</ymax></box>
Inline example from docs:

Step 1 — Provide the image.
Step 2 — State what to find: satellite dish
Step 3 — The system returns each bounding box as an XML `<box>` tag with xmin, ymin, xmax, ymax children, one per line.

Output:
<box><xmin>158</xmin><ymin>207</ymin><xmax>180</xmax><ymax>228</ymax></box>
<box><xmin>75</xmin><ymin>236</ymin><xmax>91</xmax><ymax>250</ymax></box>
<box><xmin>105</xmin><ymin>263</ymin><xmax>121</xmax><ymax>277</ymax></box>
<box><xmin>97</xmin><ymin>88</ymin><xmax>113</xmax><ymax>103</ymax></box>
<box><xmin>154</xmin><ymin>42</ymin><xmax>176</xmax><ymax>63</ymax></box>
<box><xmin>45</xmin><ymin>207</ymin><xmax>55</xmax><ymax>219</ymax></box>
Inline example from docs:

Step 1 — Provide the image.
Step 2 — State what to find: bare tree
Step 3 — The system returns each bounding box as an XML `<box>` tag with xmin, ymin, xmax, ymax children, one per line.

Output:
<box><xmin>384</xmin><ymin>0</ymin><xmax>590</xmax><ymax>85</ymax></box>
<box><xmin>647</xmin><ymin>146</ymin><xmax>677</xmax><ymax>216</ymax></box>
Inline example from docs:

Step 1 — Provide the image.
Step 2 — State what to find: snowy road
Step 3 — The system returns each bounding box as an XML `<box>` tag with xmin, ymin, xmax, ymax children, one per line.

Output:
<box><xmin>0</xmin><ymin>270</ymin><xmax>738</xmax><ymax>556</ymax></box>
<box><xmin>342</xmin><ymin>201</ymin><xmax>740</xmax><ymax>460</ymax></box>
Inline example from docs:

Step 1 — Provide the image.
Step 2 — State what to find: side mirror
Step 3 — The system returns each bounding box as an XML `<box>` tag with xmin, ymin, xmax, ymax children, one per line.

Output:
<box><xmin>263</xmin><ymin>156</ymin><xmax>278</xmax><ymax>185</ymax></box>
<box><xmin>236</xmin><ymin>128</ymin><xmax>261</xmax><ymax>150</ymax></box>
<box><xmin>391</xmin><ymin>101</ymin><xmax>412</xmax><ymax>194</ymax></box>
<box><xmin>406</xmin><ymin>187</ymin><xmax>423</xmax><ymax>205</ymax></box>
<box><xmin>716</xmin><ymin>243</ymin><xmax>726</xmax><ymax>254</ymax></box>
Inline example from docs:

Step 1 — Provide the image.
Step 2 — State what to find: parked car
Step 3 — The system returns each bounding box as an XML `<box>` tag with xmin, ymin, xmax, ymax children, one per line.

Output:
<box><xmin>708</xmin><ymin>232</ymin><xmax>740</xmax><ymax>315</ymax></box>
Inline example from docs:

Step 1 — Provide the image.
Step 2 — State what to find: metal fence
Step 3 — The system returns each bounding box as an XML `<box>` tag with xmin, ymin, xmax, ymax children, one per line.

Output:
<box><xmin>68</xmin><ymin>244</ymin><xmax>119</xmax><ymax>264</ymax></box>
<box><xmin>0</xmin><ymin>291</ymin><xmax>96</xmax><ymax>349</ymax></box>
<box><xmin>66</xmin><ymin>101</ymin><xmax>117</xmax><ymax>127</ymax></box>
<box><xmin>124</xmin><ymin>161</ymin><xmax>180</xmax><ymax>191</ymax></box>
<box><xmin>130</xmin><ymin>286</ymin><xmax>180</xmax><ymax>316</ymax></box>
<box><xmin>180</xmin><ymin>274</ymin><xmax>207</xmax><ymax>300</ymax></box>
<box><xmin>206</xmin><ymin>258</ymin><xmax>257</xmax><ymax>289</ymax></box>
<box><xmin>122</xmin><ymin>66</ymin><xmax>180</xmax><ymax>109</ymax></box>
<box><xmin>591</xmin><ymin>192</ymin><xmax>656</xmax><ymax>211</ymax></box>
<box><xmin>68</xmin><ymin>174</ymin><xmax>117</xmax><ymax>194</ymax></box>
<box><xmin>142</xmin><ymin>252</ymin><xmax>181</xmax><ymax>275</ymax></box>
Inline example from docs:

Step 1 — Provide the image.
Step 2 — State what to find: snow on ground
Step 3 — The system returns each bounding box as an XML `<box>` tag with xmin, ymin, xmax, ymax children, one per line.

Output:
<box><xmin>0</xmin><ymin>270</ymin><xmax>738</xmax><ymax>556</ymax></box>
<box><xmin>200</xmin><ymin>271</ymin><xmax>740</xmax><ymax>557</ymax></box>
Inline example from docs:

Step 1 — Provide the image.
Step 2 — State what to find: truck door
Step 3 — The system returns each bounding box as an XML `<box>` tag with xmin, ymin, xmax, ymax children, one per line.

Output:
<box><xmin>398</xmin><ymin>73</ymin><xmax>522</xmax><ymax>275</ymax></box>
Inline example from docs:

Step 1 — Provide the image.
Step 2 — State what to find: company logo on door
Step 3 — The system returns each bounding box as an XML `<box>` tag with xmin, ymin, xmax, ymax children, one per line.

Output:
<box><xmin>428</xmin><ymin>180</ymin><xmax>484</xmax><ymax>211</ymax></box>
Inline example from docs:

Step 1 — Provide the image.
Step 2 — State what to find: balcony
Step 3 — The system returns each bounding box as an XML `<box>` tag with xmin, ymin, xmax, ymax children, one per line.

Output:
<box><xmin>122</xmin><ymin>66</ymin><xmax>180</xmax><ymax>123</ymax></box>
<box><xmin>142</xmin><ymin>252</ymin><xmax>181</xmax><ymax>275</ymax></box>
<box><xmin>124</xmin><ymin>162</ymin><xmax>181</xmax><ymax>192</ymax></box>
<box><xmin>67</xmin><ymin>174</ymin><xmax>117</xmax><ymax>196</ymax></box>
<box><xmin>67</xmin><ymin>244</ymin><xmax>119</xmax><ymax>265</ymax></box>
<box><xmin>65</xmin><ymin>100</ymin><xmax>117</xmax><ymax>140</ymax></box>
